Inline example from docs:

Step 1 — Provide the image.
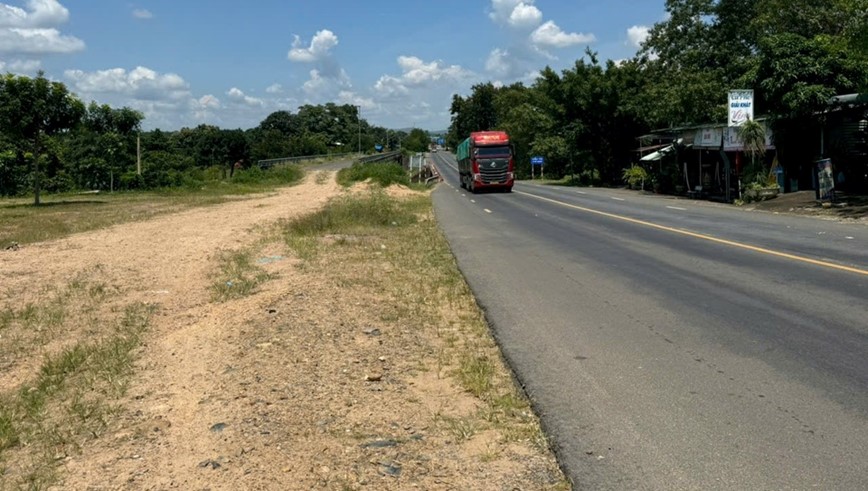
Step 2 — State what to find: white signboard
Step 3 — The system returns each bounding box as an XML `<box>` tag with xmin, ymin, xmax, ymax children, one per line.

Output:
<box><xmin>722</xmin><ymin>123</ymin><xmax>775</xmax><ymax>151</ymax></box>
<box><xmin>728</xmin><ymin>89</ymin><xmax>754</xmax><ymax>127</ymax></box>
<box><xmin>693</xmin><ymin>127</ymin><xmax>723</xmax><ymax>148</ymax></box>
<box><xmin>723</xmin><ymin>127</ymin><xmax>743</xmax><ymax>151</ymax></box>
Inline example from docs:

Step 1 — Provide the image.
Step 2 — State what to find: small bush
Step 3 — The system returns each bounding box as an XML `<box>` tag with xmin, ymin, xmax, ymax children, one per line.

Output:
<box><xmin>286</xmin><ymin>191</ymin><xmax>416</xmax><ymax>238</ymax></box>
<box><xmin>337</xmin><ymin>162</ymin><xmax>409</xmax><ymax>187</ymax></box>
<box><xmin>622</xmin><ymin>165</ymin><xmax>649</xmax><ymax>189</ymax></box>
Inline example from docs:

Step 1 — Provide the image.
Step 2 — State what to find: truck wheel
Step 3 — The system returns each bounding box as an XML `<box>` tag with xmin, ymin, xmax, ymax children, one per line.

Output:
<box><xmin>460</xmin><ymin>177</ymin><xmax>465</xmax><ymax>189</ymax></box>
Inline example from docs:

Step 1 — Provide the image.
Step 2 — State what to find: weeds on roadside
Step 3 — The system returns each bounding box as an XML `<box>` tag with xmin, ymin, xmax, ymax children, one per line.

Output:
<box><xmin>0</xmin><ymin>302</ymin><xmax>153</xmax><ymax>487</ymax></box>
<box><xmin>210</xmin><ymin>249</ymin><xmax>273</xmax><ymax>302</ymax></box>
<box><xmin>337</xmin><ymin>162</ymin><xmax>411</xmax><ymax>188</ymax></box>
<box><xmin>281</xmin><ymin>185</ymin><xmax>558</xmax><ymax>466</ymax></box>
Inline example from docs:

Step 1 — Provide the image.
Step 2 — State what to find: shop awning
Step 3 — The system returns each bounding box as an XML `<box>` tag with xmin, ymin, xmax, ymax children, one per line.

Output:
<box><xmin>640</xmin><ymin>145</ymin><xmax>674</xmax><ymax>161</ymax></box>
<box><xmin>634</xmin><ymin>143</ymin><xmax>671</xmax><ymax>153</ymax></box>
<box><xmin>639</xmin><ymin>138</ymin><xmax>684</xmax><ymax>161</ymax></box>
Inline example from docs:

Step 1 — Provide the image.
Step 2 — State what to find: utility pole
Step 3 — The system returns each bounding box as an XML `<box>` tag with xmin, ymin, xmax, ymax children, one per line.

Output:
<box><xmin>356</xmin><ymin>105</ymin><xmax>361</xmax><ymax>155</ymax></box>
<box><xmin>136</xmin><ymin>132</ymin><xmax>142</xmax><ymax>175</ymax></box>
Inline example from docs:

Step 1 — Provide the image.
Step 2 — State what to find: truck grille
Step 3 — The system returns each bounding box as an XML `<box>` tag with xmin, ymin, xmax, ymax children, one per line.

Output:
<box><xmin>479</xmin><ymin>159</ymin><xmax>509</xmax><ymax>184</ymax></box>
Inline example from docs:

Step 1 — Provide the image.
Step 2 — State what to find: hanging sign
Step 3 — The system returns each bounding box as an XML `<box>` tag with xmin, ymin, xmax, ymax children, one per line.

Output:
<box><xmin>728</xmin><ymin>89</ymin><xmax>754</xmax><ymax>127</ymax></box>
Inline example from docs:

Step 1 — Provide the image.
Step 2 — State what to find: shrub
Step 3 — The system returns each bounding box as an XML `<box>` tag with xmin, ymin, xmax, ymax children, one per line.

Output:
<box><xmin>337</xmin><ymin>162</ymin><xmax>409</xmax><ymax>187</ymax></box>
<box><xmin>622</xmin><ymin>165</ymin><xmax>649</xmax><ymax>189</ymax></box>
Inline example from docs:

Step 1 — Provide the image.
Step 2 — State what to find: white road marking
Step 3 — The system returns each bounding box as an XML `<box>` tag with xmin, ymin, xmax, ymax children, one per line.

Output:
<box><xmin>576</xmin><ymin>191</ymin><xmax>587</xmax><ymax>194</ymax></box>
<box><xmin>667</xmin><ymin>206</ymin><xmax>687</xmax><ymax>211</ymax></box>
<box><xmin>471</xmin><ymin>199</ymin><xmax>476</xmax><ymax>203</ymax></box>
<box><xmin>484</xmin><ymin>209</ymin><xmax>492</xmax><ymax>214</ymax></box>
<box><xmin>611</xmin><ymin>197</ymin><xmax>625</xmax><ymax>201</ymax></box>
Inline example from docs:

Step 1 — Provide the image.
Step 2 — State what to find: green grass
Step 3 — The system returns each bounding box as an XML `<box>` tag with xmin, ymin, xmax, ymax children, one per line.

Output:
<box><xmin>336</xmin><ymin>161</ymin><xmax>412</xmax><ymax>188</ymax></box>
<box><xmin>210</xmin><ymin>249</ymin><xmax>273</xmax><ymax>302</ymax></box>
<box><xmin>0</xmin><ymin>302</ymin><xmax>152</xmax><ymax>487</ymax></box>
<box><xmin>457</xmin><ymin>352</ymin><xmax>496</xmax><ymax>398</ymax></box>
<box><xmin>285</xmin><ymin>189</ymin><xmax>420</xmax><ymax>237</ymax></box>
<box><xmin>0</xmin><ymin>165</ymin><xmax>304</xmax><ymax>249</ymax></box>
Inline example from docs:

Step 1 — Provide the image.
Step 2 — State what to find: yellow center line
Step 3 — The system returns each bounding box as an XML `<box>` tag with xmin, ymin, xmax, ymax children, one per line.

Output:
<box><xmin>515</xmin><ymin>190</ymin><xmax>868</xmax><ymax>276</ymax></box>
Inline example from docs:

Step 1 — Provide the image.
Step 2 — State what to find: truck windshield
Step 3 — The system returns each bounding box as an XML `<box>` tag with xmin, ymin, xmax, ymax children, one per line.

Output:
<box><xmin>474</xmin><ymin>146</ymin><xmax>510</xmax><ymax>157</ymax></box>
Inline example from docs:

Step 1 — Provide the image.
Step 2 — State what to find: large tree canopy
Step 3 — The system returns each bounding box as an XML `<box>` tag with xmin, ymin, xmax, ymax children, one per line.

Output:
<box><xmin>0</xmin><ymin>72</ymin><xmax>84</xmax><ymax>204</ymax></box>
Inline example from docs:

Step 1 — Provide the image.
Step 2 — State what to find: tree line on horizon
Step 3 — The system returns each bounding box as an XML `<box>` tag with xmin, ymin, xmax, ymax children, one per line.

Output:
<box><xmin>447</xmin><ymin>0</ymin><xmax>868</xmax><ymax>189</ymax></box>
<box><xmin>0</xmin><ymin>78</ymin><xmax>435</xmax><ymax>203</ymax></box>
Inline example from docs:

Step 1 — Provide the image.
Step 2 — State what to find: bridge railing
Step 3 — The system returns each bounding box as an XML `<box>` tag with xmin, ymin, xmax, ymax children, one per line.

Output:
<box><xmin>257</xmin><ymin>152</ymin><xmax>358</xmax><ymax>169</ymax></box>
<box><xmin>356</xmin><ymin>151</ymin><xmax>403</xmax><ymax>164</ymax></box>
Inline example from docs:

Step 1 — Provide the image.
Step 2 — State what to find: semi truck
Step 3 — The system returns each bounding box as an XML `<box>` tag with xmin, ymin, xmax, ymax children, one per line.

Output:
<box><xmin>455</xmin><ymin>131</ymin><xmax>515</xmax><ymax>193</ymax></box>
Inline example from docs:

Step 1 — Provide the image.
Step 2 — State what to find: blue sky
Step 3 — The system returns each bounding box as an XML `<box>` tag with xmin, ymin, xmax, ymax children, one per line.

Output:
<box><xmin>1</xmin><ymin>0</ymin><xmax>665</xmax><ymax>130</ymax></box>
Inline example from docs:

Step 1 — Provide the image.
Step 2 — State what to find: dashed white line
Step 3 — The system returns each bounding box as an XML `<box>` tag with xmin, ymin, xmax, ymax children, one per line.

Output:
<box><xmin>484</xmin><ymin>209</ymin><xmax>492</xmax><ymax>214</ymax></box>
<box><xmin>576</xmin><ymin>191</ymin><xmax>587</xmax><ymax>194</ymax></box>
<box><xmin>667</xmin><ymin>206</ymin><xmax>687</xmax><ymax>211</ymax></box>
<box><xmin>611</xmin><ymin>197</ymin><xmax>625</xmax><ymax>201</ymax></box>
<box><xmin>471</xmin><ymin>199</ymin><xmax>476</xmax><ymax>203</ymax></box>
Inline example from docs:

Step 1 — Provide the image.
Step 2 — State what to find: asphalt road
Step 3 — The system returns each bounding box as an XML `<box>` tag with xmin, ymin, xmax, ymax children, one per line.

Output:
<box><xmin>428</xmin><ymin>151</ymin><xmax>868</xmax><ymax>490</ymax></box>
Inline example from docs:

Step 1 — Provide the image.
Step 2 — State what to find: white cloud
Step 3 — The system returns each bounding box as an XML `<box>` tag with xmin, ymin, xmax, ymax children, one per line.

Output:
<box><xmin>197</xmin><ymin>94</ymin><xmax>220</xmax><ymax>109</ymax></box>
<box><xmin>367</xmin><ymin>54</ymin><xmax>479</xmax><ymax>131</ymax></box>
<box><xmin>64</xmin><ymin>66</ymin><xmax>190</xmax><ymax>101</ymax></box>
<box><xmin>627</xmin><ymin>25</ymin><xmax>650</xmax><ymax>49</ymax></box>
<box><xmin>0</xmin><ymin>0</ymin><xmax>69</xmax><ymax>28</ymax></box>
<box><xmin>132</xmin><ymin>8</ymin><xmax>153</xmax><ymax>20</ymax></box>
<box><xmin>531</xmin><ymin>21</ymin><xmax>595</xmax><ymax>48</ymax></box>
<box><xmin>266</xmin><ymin>83</ymin><xmax>283</xmax><ymax>94</ymax></box>
<box><xmin>300</xmin><ymin>67</ymin><xmax>351</xmax><ymax>99</ymax></box>
<box><xmin>485</xmin><ymin>1</ymin><xmax>595</xmax><ymax>82</ymax></box>
<box><xmin>374</xmin><ymin>55</ymin><xmax>473</xmax><ymax>101</ymax></box>
<box><xmin>0</xmin><ymin>0</ymin><xmax>83</xmax><ymax>55</ymax></box>
<box><xmin>0</xmin><ymin>27</ymin><xmax>83</xmax><ymax>54</ymax></box>
<box><xmin>226</xmin><ymin>87</ymin><xmax>264</xmax><ymax>107</ymax></box>
<box><xmin>0</xmin><ymin>57</ymin><xmax>41</xmax><ymax>73</ymax></box>
<box><xmin>288</xmin><ymin>29</ymin><xmax>349</xmax><ymax>98</ymax></box>
<box><xmin>489</xmin><ymin>0</ymin><xmax>524</xmax><ymax>25</ymax></box>
<box><xmin>509</xmin><ymin>3</ymin><xmax>542</xmax><ymax>28</ymax></box>
<box><xmin>397</xmin><ymin>56</ymin><xmax>471</xmax><ymax>85</ymax></box>
<box><xmin>485</xmin><ymin>48</ymin><xmax>510</xmax><ymax>77</ymax></box>
<box><xmin>287</xmin><ymin>29</ymin><xmax>338</xmax><ymax>62</ymax></box>
<box><xmin>337</xmin><ymin>90</ymin><xmax>375</xmax><ymax>111</ymax></box>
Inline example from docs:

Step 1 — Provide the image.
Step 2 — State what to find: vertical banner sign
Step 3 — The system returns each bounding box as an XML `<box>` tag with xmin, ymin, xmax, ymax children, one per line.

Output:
<box><xmin>728</xmin><ymin>89</ymin><xmax>754</xmax><ymax>127</ymax></box>
<box><xmin>816</xmin><ymin>158</ymin><xmax>834</xmax><ymax>200</ymax></box>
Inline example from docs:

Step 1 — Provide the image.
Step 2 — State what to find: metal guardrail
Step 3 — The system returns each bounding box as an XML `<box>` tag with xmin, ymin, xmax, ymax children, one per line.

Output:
<box><xmin>258</xmin><ymin>152</ymin><xmax>358</xmax><ymax>169</ymax></box>
<box><xmin>356</xmin><ymin>151</ymin><xmax>403</xmax><ymax>164</ymax></box>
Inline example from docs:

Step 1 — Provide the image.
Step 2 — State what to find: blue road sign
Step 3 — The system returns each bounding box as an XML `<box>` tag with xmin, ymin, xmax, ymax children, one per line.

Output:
<box><xmin>531</xmin><ymin>156</ymin><xmax>544</xmax><ymax>166</ymax></box>
<box><xmin>437</xmin><ymin>137</ymin><xmax>445</xmax><ymax>146</ymax></box>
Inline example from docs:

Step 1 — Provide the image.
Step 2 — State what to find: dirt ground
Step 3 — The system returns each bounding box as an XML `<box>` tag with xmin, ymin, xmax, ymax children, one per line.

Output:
<box><xmin>0</xmin><ymin>172</ymin><xmax>565</xmax><ymax>490</ymax></box>
<box><xmin>736</xmin><ymin>189</ymin><xmax>868</xmax><ymax>223</ymax></box>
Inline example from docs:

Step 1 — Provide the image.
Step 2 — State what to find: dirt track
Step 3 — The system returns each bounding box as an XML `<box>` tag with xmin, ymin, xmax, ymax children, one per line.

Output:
<box><xmin>1</xmin><ymin>172</ymin><xmax>565</xmax><ymax>490</ymax></box>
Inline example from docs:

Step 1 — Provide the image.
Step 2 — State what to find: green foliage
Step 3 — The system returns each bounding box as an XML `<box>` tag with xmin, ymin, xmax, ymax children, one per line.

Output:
<box><xmin>622</xmin><ymin>165</ymin><xmax>649</xmax><ymax>189</ymax></box>
<box><xmin>286</xmin><ymin>191</ymin><xmax>417</xmax><ymax>239</ymax></box>
<box><xmin>402</xmin><ymin>128</ymin><xmax>431</xmax><ymax>153</ymax></box>
<box><xmin>738</xmin><ymin>119</ymin><xmax>767</xmax><ymax>164</ymax></box>
<box><xmin>337</xmin><ymin>162</ymin><xmax>410</xmax><ymax>187</ymax></box>
<box><xmin>0</xmin><ymin>72</ymin><xmax>85</xmax><ymax>203</ymax></box>
<box><xmin>444</xmin><ymin>0</ymin><xmax>867</xmax><ymax>188</ymax></box>
<box><xmin>754</xmin><ymin>33</ymin><xmax>868</xmax><ymax>119</ymax></box>
<box><xmin>447</xmin><ymin>83</ymin><xmax>499</xmax><ymax>147</ymax></box>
